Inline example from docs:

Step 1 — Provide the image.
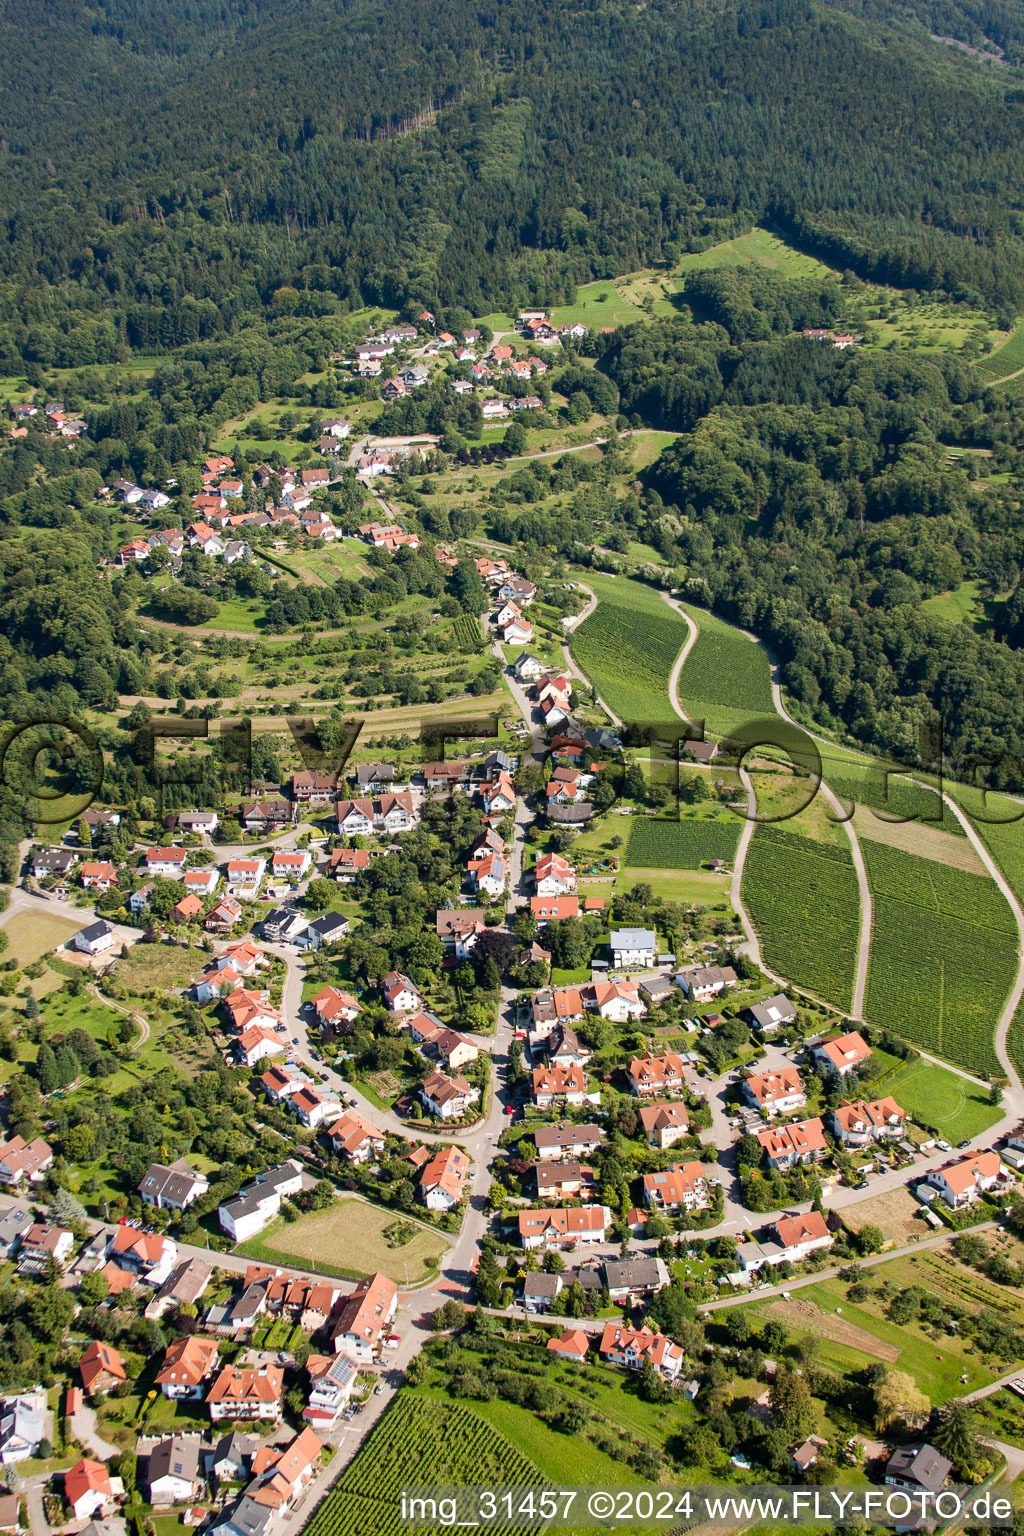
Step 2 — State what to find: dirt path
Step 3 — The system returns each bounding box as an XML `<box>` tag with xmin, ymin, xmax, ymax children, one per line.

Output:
<box><xmin>92</xmin><ymin>983</ymin><xmax>150</xmax><ymax>1050</ymax></box>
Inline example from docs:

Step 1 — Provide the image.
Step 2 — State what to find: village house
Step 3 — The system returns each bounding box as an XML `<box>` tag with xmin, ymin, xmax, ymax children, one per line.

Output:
<box><xmin>676</xmin><ymin>964</ymin><xmax>738</xmax><ymax>1001</ymax></box>
<box><xmin>628</xmin><ymin>1052</ymin><xmax>685</xmax><ymax>1098</ymax></box>
<box><xmin>146</xmin><ymin>1436</ymin><xmax>204</xmax><ymax>1505</ymax></box>
<box><xmin>517</xmin><ymin>1204</ymin><xmax>612</xmax><ymax>1250</ymax></box>
<box><xmin>205</xmin><ymin>898</ymin><xmax>242</xmax><ymax>933</ymax></box>
<box><xmin>435</xmin><ymin>909</ymin><xmax>487</xmax><ymax>958</ymax></box>
<box><xmin>170</xmin><ymin>894</ymin><xmax>204</xmax><ymax>925</ymax></box>
<box><xmin>420</xmin><ymin>1145</ymin><xmax>471</xmax><ymax>1211</ymax></box>
<box><xmin>522</xmin><ymin>1272</ymin><xmax>563</xmax><ymax>1312</ymax></box>
<box><xmin>71</xmin><ymin>920</ymin><xmax>116</xmax><ymax>957</ymax></box>
<box><xmin>768</xmin><ymin>1210</ymin><xmax>834</xmax><ymax>1262</ymax></box>
<box><xmin>80</xmin><ymin>861</ymin><xmax>118</xmax><ymax>892</ymax></box>
<box><xmin>225</xmin><ymin>857</ymin><xmax>266</xmax><ymax>894</ymax></box>
<box><xmin>434</xmin><ymin>1029</ymin><xmax>479</xmax><ymax>1072</ymax></box>
<box><xmin>598</xmin><ymin>1324</ymin><xmax>684</xmax><ymax>1381</ymax></box>
<box><xmin>144</xmin><ymin>846</ymin><xmax>188</xmax><ymax>878</ymax></box>
<box><xmin>642</xmin><ymin>1161</ymin><xmax>710</xmax><ymax>1213</ymax></box>
<box><xmin>311</xmin><ymin>986</ymin><xmax>361</xmax><ymax>1030</ymax></box>
<box><xmin>812</xmin><ymin>1030</ymin><xmax>872</xmax><ymax>1077</ymax></box>
<box><xmin>743</xmin><ymin>1067</ymin><xmax>806</xmax><ymax>1117</ymax></box>
<box><xmin>603</xmin><ymin>1256</ymin><xmax>668</xmax><ymax>1303</ymax></box>
<box><xmin>292</xmin><ymin>770</ymin><xmax>338</xmax><ymax>805</ymax></box>
<box><xmin>183</xmin><ymin>868</ymin><xmax>219</xmax><ymax>897</ymax></box>
<box><xmin>638</xmin><ymin>1102</ymin><xmax>689</xmax><ymax>1150</ymax></box>
<box><xmin>32</xmin><ymin>847</ymin><xmax>77</xmax><ymax>879</ymax></box>
<box><xmin>271</xmin><ymin>849</ymin><xmax>312</xmax><ymax>882</ymax></box>
<box><xmin>381</xmin><ymin>970</ymin><xmax>421</xmax><ymax>1012</ymax></box>
<box><xmin>19</xmin><ymin>1224</ymin><xmax>73</xmax><ymax>1276</ymax></box>
<box><xmin>304</xmin><ymin>912</ymin><xmax>350</xmax><ymax>950</ymax></box>
<box><xmin>534</xmin><ymin>853</ymin><xmax>577</xmax><ymax>897</ymax></box>
<box><xmin>207</xmin><ymin>1364</ymin><xmax>283</xmax><ymax>1422</ymax></box>
<box><xmin>109</xmin><ymin>1226</ymin><xmax>178</xmax><ymax>1285</ymax></box>
<box><xmin>290</xmin><ymin>1086</ymin><xmax>343</xmax><ymax>1130</ymax></box>
<box><xmin>327</xmin><ymin>847</ymin><xmax>371</xmax><ymax>881</ymax></box>
<box><xmin>0</xmin><ymin>1388</ymin><xmax>45</xmax><ymax>1464</ymax></box>
<box><xmin>530</xmin><ymin>895</ymin><xmax>580</xmax><ymax>923</ymax></box>
<box><xmin>535</xmin><ymin>1161</ymin><xmax>595</xmax><ymax>1200</ymax></box>
<box><xmin>588</xmin><ymin>980</ymin><xmax>645</xmax><ymax>1022</ymax></box>
<box><xmin>756</xmin><ymin>1118</ymin><xmax>827</xmax><ymax>1170</ymax></box>
<box><xmin>329</xmin><ymin>1272</ymin><xmax>398</xmax><ymax>1361</ymax></box>
<box><xmin>546</xmin><ymin>1328</ymin><xmax>590</xmax><ymax>1363</ymax></box>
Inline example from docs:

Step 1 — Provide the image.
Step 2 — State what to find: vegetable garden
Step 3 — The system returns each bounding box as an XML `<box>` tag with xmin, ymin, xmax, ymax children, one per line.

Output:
<box><xmin>627</xmin><ymin>816</ymin><xmax>741</xmax><ymax>868</ymax></box>
<box><xmin>861</xmin><ymin>841</ymin><xmax>1015</xmax><ymax>1074</ymax></box>
<box><xmin>304</xmin><ymin>1396</ymin><xmax>545</xmax><ymax>1536</ymax></box>
<box><xmin>569</xmin><ymin>574</ymin><xmax>688</xmax><ymax>721</ymax></box>
<box><xmin>742</xmin><ymin>823</ymin><xmax>859</xmax><ymax>1010</ymax></box>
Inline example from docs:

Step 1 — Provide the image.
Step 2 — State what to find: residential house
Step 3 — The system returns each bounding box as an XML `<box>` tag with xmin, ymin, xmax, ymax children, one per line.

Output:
<box><xmin>435</xmin><ymin>909</ymin><xmax>486</xmax><ymax>959</ymax></box>
<box><xmin>517</xmin><ymin>1205</ymin><xmax>612</xmax><ymax>1250</ymax></box>
<box><xmin>0</xmin><ymin>1208</ymin><xmax>32</xmax><ymax>1259</ymax></box>
<box><xmin>467</xmin><ymin>849</ymin><xmax>506</xmax><ymax>899</ymax></box>
<box><xmin>756</xmin><ymin>1119</ymin><xmax>827</xmax><ymax>1170</ymax></box>
<box><xmin>79</xmin><ymin>1341</ymin><xmax>126</xmax><ymax>1395</ymax></box>
<box><xmin>588</xmin><ymin>980</ymin><xmax>645</xmax><ymax>1022</ymax></box>
<box><xmin>247</xmin><ymin>1427</ymin><xmax>323</xmax><ymax>1512</ymax></box>
<box><xmin>144</xmin><ymin>847</ymin><xmax>188</xmax><ymax>878</ymax></box>
<box><xmin>19</xmin><ymin>1224</ymin><xmax>73</xmax><ymax>1276</ymax></box>
<box><xmin>534</xmin><ymin>1123</ymin><xmax>606</xmax><ymax>1161</ymax></box>
<box><xmin>602</xmin><ymin>1257</ymin><xmax>668</xmax><ymax>1303</ymax></box>
<box><xmin>271</xmin><ymin>849</ymin><xmax>312</xmax><ymax>882</ymax></box>
<box><xmin>546</xmin><ymin>1329</ymin><xmax>590</xmax><ymax>1363</ymax></box>
<box><xmin>407</xmin><ymin>1010</ymin><xmax>447</xmax><ymax>1046</ymax></box>
<box><xmin>72</xmin><ymin>920</ymin><xmax>116</xmax><ymax>956</ymax></box>
<box><xmin>147</xmin><ymin>1259</ymin><xmax>213</xmax><ymax>1322</ymax></box>
<box><xmin>225</xmin><ymin>858</ymin><xmax>266</xmax><ymax>894</ymax></box>
<box><xmin>31</xmin><ymin>847</ymin><xmax>76</xmax><ymax>879</ymax></box>
<box><xmin>109</xmin><ymin>1226</ymin><xmax>178</xmax><ymax>1285</ymax></box>
<box><xmin>676</xmin><ymin>965</ymin><xmax>738</xmax><ymax>1001</ymax></box>
<box><xmin>138</xmin><ymin>1160</ymin><xmax>210</xmax><ymax>1211</ymax></box>
<box><xmin>303</xmin><ymin>1355</ymin><xmax>358</xmax><ymax>1428</ymax></box>
<box><xmin>147</xmin><ymin>1437</ymin><xmax>204</xmax><ymax>1504</ymax></box>
<box><xmin>534</xmin><ymin>853</ymin><xmax>577</xmax><ymax>897</ymax></box>
<box><xmin>0</xmin><ymin>1135</ymin><xmax>52</xmax><ymax>1187</ymax></box>
<box><xmin>638</xmin><ymin>1103</ymin><xmax>690</xmax><ymax>1150</ymax></box>
<box><xmin>170</xmin><ymin>894</ymin><xmax>204</xmax><ymax>925</ymax></box>
<box><xmin>208</xmin><ymin>1496</ymin><xmax>274</xmax><ymax>1536</ymax></box>
<box><xmin>420</xmin><ymin>1069</ymin><xmax>479</xmax><ymax>1120</ymax></box>
<box><xmin>610</xmin><ymin>928</ymin><xmax>657</xmax><ymax>968</ymax></box>
<box><xmin>598</xmin><ymin>1324</ymin><xmax>683</xmax><ymax>1381</ymax></box>
<box><xmin>812</xmin><ymin>1030</ymin><xmax>872</xmax><ymax>1077</ymax></box>
<box><xmin>545</xmin><ymin>1022</ymin><xmax>591</xmax><ymax>1068</ymax></box>
<box><xmin>749</xmin><ymin>994</ymin><xmax>798</xmax><ymax>1034</ymax></box>
<box><xmin>64</xmin><ymin>1460</ymin><xmax>113</xmax><ymax>1521</ymax></box>
<box><xmin>235</xmin><ymin>1027</ymin><xmax>285</xmax><ymax>1069</ymax></box>
<box><xmin>884</xmin><ymin>1444</ymin><xmax>952</xmax><ymax>1494</ymax></box>
<box><xmin>311</xmin><ymin>986</ymin><xmax>362</xmax><ymax>1031</ymax></box>
<box><xmin>827</xmin><ymin>1097</ymin><xmax>906</xmax><ymax>1149</ymax></box>
<box><xmin>0</xmin><ymin>1389</ymin><xmax>45</xmax><ymax>1463</ymax></box>
<box><xmin>926</xmin><ymin>1151</ymin><xmax>1006</xmax><ymax>1208</ymax></box>
<box><xmin>329</xmin><ymin>1111</ymin><xmax>386</xmax><ymax>1164</ymax></box>
<box><xmin>290</xmin><ymin>1086</ymin><xmax>343</xmax><ymax>1130</ymax></box>
<box><xmin>80</xmin><ymin>861</ymin><xmax>118</xmax><ymax>892</ymax></box>
<box><xmin>329</xmin><ymin>1272</ymin><xmax>397</xmax><ymax>1361</ymax></box>
<box><xmin>531</xmin><ymin>1063</ymin><xmax>587</xmax><ymax>1108</ymax></box>
<box><xmin>530</xmin><ymin>989</ymin><xmax>585</xmax><ymax>1030</ymax></box>
<box><xmin>535</xmin><ymin>1162</ymin><xmax>595</xmax><ymax>1200</ymax></box>
<box><xmin>628</xmin><ymin>1053</ymin><xmax>685</xmax><ymax>1098</ymax></box>
<box><xmin>767</xmin><ymin>1210</ymin><xmax>833</xmax><ymax>1262</ymax></box>
<box><xmin>183</xmin><ymin>868</ymin><xmax>219</xmax><ymax>898</ymax></box>
<box><xmin>523</xmin><ymin>1273</ymin><xmax>563</xmax><ymax>1312</ymax></box>
<box><xmin>155</xmin><ymin>1336</ymin><xmax>220</xmax><ymax>1399</ymax></box>
<box><xmin>744</xmin><ymin>1068</ymin><xmax>806</xmax><ymax>1117</ymax></box>
<box><xmin>292</xmin><ymin>771</ymin><xmax>338</xmax><ymax>806</ymax></box>
<box><xmin>178</xmin><ymin>810</ymin><xmax>219</xmax><ymax>835</ymax></box>
<box><xmin>530</xmin><ymin>895</ymin><xmax>580</xmax><ymax>923</ymax></box>
<box><xmin>206</xmin><ymin>1365</ymin><xmax>283</xmax><ymax>1422</ymax></box>
<box><xmin>642</xmin><ymin>1162</ymin><xmax>710</xmax><ymax>1212</ymax></box>
<box><xmin>327</xmin><ymin>847</ymin><xmax>370</xmax><ymax>881</ymax></box>
<box><xmin>381</xmin><ymin>971</ymin><xmax>421</xmax><ymax>1012</ymax></box>
<box><xmin>260</xmin><ymin>908</ymin><xmax>309</xmax><ymax>945</ymax></box>
<box><xmin>434</xmin><ymin>1029</ymin><xmax>478</xmax><ymax>1071</ymax></box>
<box><xmin>512</xmin><ymin>653</ymin><xmax>546</xmax><ymax>682</ymax></box>
<box><xmin>420</xmin><ymin>1145</ymin><xmax>470</xmax><ymax>1210</ymax></box>
<box><xmin>130</xmin><ymin>882</ymin><xmax>155</xmax><ymax>915</ymax></box>
<box><xmin>304</xmin><ymin>912</ymin><xmax>350</xmax><ymax>950</ymax></box>
<box><xmin>239</xmin><ymin>801</ymin><xmax>290</xmax><ymax>835</ymax></box>
<box><xmin>207</xmin><ymin>1430</ymin><xmax>255</xmax><ymax>1484</ymax></box>
<box><xmin>206</xmin><ymin>898</ymin><xmax>242</xmax><ymax>933</ymax></box>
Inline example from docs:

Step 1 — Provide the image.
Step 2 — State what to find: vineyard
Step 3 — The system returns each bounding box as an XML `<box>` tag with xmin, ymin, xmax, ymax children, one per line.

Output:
<box><xmin>454</xmin><ymin>614</ymin><xmax>484</xmax><ymax>651</ymax></box>
<box><xmin>569</xmin><ymin>574</ymin><xmax>688</xmax><ymax>721</ymax></box>
<box><xmin>820</xmin><ymin>754</ymin><xmax>965</xmax><ymax>836</ymax></box>
<box><xmin>305</xmin><ymin>1396</ymin><xmax>545</xmax><ymax>1536</ymax></box>
<box><xmin>673</xmin><ymin>603</ymin><xmax>774</xmax><ymax>737</ymax></box>
<box><xmin>627</xmin><ymin>817</ymin><xmax>741</xmax><ymax>869</ymax></box>
<box><xmin>861</xmin><ymin>841</ymin><xmax>1015</xmax><ymax>1074</ymax></box>
<box><xmin>742</xmin><ymin>823</ymin><xmax>859</xmax><ymax>1011</ymax></box>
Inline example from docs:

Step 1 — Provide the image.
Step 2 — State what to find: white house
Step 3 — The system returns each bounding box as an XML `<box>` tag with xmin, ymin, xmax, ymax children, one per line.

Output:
<box><xmin>610</xmin><ymin>928</ymin><xmax>657</xmax><ymax>968</ymax></box>
<box><xmin>72</xmin><ymin>921</ymin><xmax>116</xmax><ymax>957</ymax></box>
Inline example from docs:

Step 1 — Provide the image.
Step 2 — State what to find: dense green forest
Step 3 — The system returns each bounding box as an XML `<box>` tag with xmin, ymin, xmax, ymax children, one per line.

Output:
<box><xmin>5</xmin><ymin>0</ymin><xmax>1024</xmax><ymax>364</ymax></box>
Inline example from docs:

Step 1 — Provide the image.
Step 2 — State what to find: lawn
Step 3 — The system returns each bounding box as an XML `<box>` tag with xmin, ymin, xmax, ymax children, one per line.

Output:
<box><xmin>862</xmin><ymin>841</ymin><xmax>1015</xmax><ymax>1074</ymax></box>
<box><xmin>241</xmin><ymin>1197</ymin><xmax>450</xmax><ymax>1282</ymax></box>
<box><xmin>549</xmin><ymin>280</ymin><xmax>646</xmax><ymax>329</ymax></box>
<box><xmin>1</xmin><ymin>908</ymin><xmax>87</xmax><ymax>965</ymax></box>
<box><xmin>569</xmin><ymin>573</ymin><xmax>689</xmax><ymax>722</ymax></box>
<box><xmin>870</xmin><ymin>1053</ymin><xmax>1002</xmax><ymax>1143</ymax></box>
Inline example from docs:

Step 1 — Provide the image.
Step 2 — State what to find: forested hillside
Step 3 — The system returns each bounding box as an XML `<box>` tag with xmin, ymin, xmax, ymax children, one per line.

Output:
<box><xmin>5</xmin><ymin>0</ymin><xmax>1024</xmax><ymax>362</ymax></box>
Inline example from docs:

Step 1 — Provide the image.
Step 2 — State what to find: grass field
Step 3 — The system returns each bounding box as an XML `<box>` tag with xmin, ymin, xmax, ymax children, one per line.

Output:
<box><xmin>920</xmin><ymin>579</ymin><xmax>985</xmax><ymax>627</ymax></box>
<box><xmin>244</xmin><ymin>1198</ymin><xmax>449</xmax><ymax>1282</ymax></box>
<box><xmin>862</xmin><ymin>841</ymin><xmax>1015</xmax><ymax>1073</ymax></box>
<box><xmin>742</xmin><ymin>824</ymin><xmax>859</xmax><ymax>1010</ymax></box>
<box><xmin>673</xmin><ymin>604</ymin><xmax>775</xmax><ymax>737</ymax></box>
<box><xmin>114</xmin><ymin>943</ymin><xmax>206</xmax><ymax>992</ymax></box>
<box><xmin>870</xmin><ymin>1051</ymin><xmax>1002</xmax><ymax>1142</ymax></box>
<box><xmin>1</xmin><ymin>908</ymin><xmax>86</xmax><ymax>964</ymax></box>
<box><xmin>569</xmin><ymin>573</ymin><xmax>689</xmax><ymax>722</ymax></box>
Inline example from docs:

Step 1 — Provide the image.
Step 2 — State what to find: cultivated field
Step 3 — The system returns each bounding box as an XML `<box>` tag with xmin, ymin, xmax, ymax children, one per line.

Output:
<box><xmin>569</xmin><ymin>574</ymin><xmax>689</xmax><ymax>721</ymax></box>
<box><xmin>626</xmin><ymin>817</ymin><xmax>741</xmax><ymax>869</ymax></box>
<box><xmin>673</xmin><ymin>604</ymin><xmax>774</xmax><ymax>737</ymax></box>
<box><xmin>763</xmin><ymin>1296</ymin><xmax>900</xmax><ymax>1361</ymax></box>
<box><xmin>252</xmin><ymin>1198</ymin><xmax>449</xmax><ymax>1282</ymax></box>
<box><xmin>2</xmin><ymin>909</ymin><xmax>86</xmax><ymax>965</ymax></box>
<box><xmin>840</xmin><ymin>1186</ymin><xmax>933</xmax><ymax>1246</ymax></box>
<box><xmin>742</xmin><ymin>824</ymin><xmax>859</xmax><ymax>1010</ymax></box>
